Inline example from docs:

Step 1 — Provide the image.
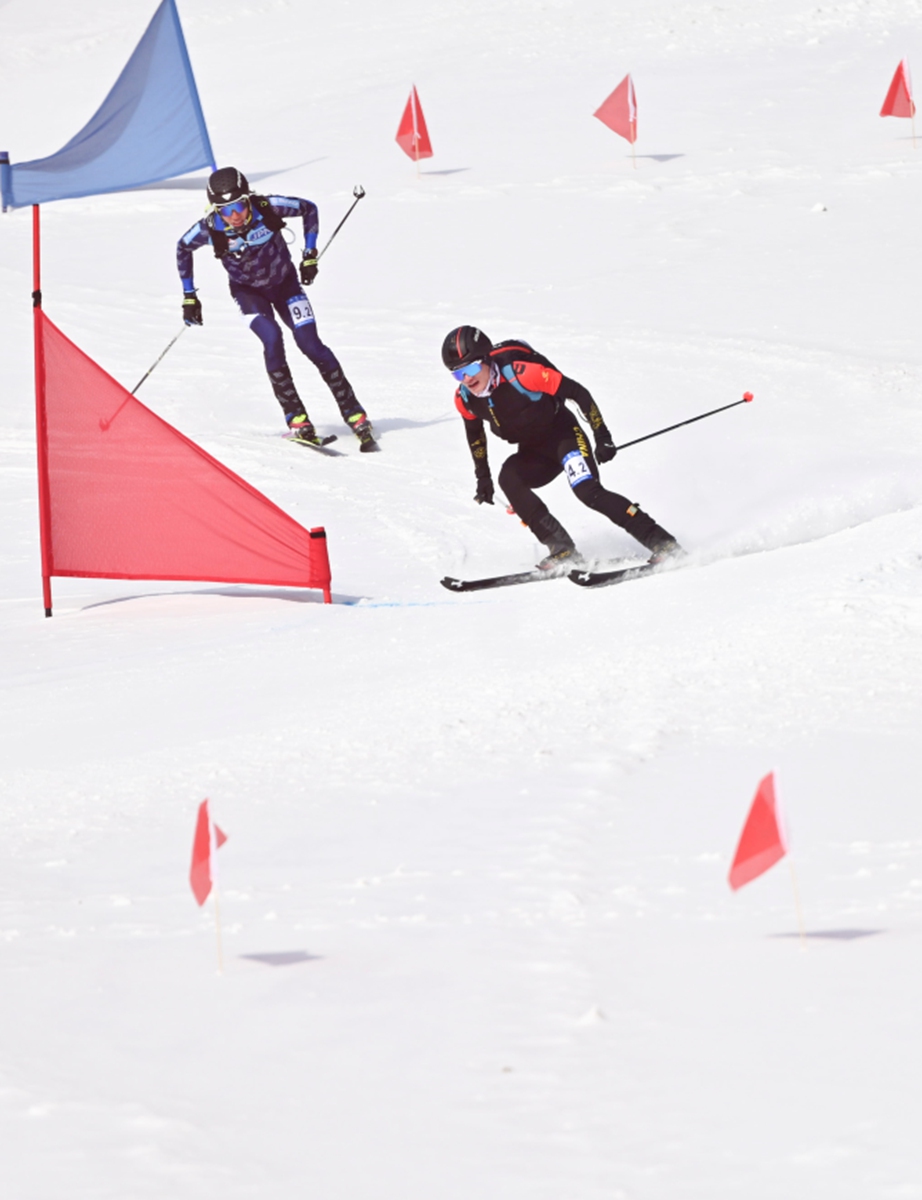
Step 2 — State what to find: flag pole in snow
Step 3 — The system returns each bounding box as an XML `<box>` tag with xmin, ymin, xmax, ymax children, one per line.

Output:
<box><xmin>788</xmin><ymin>860</ymin><xmax>807</xmax><ymax>944</ymax></box>
<box><xmin>32</xmin><ymin>205</ymin><xmax>53</xmax><ymax>618</ymax></box>
<box><xmin>414</xmin><ymin>89</ymin><xmax>420</xmax><ymax>178</ymax></box>
<box><xmin>190</xmin><ymin>799</ymin><xmax>228</xmax><ymax>972</ymax></box>
<box><xmin>396</xmin><ymin>86</ymin><xmax>433</xmax><ymax>171</ymax></box>
<box><xmin>213</xmin><ymin>884</ymin><xmax>224</xmax><ymax>973</ymax></box>
<box><xmin>880</xmin><ymin>59</ymin><xmax>917</xmax><ymax>149</ymax></box>
<box><xmin>593</xmin><ymin>74</ymin><xmax>638</xmax><ymax>169</ymax></box>
<box><xmin>729</xmin><ymin>772</ymin><xmax>805</xmax><ymax>946</ymax></box>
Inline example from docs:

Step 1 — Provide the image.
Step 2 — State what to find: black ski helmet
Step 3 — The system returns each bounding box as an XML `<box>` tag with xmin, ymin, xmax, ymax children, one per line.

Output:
<box><xmin>441</xmin><ymin>326</ymin><xmax>493</xmax><ymax>372</ymax></box>
<box><xmin>207</xmin><ymin>166</ymin><xmax>250</xmax><ymax>206</ymax></box>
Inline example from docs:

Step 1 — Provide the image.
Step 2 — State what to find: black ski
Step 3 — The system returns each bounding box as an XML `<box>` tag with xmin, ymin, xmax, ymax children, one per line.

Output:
<box><xmin>440</xmin><ymin>567</ymin><xmax>569</xmax><ymax>592</ymax></box>
<box><xmin>569</xmin><ymin>562</ymin><xmax>660</xmax><ymax>588</ymax></box>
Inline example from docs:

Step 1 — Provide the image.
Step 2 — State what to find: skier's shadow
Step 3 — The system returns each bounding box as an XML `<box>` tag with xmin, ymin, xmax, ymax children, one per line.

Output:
<box><xmin>371</xmin><ymin>415</ymin><xmax>454</xmax><ymax>433</ymax></box>
<box><xmin>770</xmin><ymin>929</ymin><xmax>885</xmax><ymax>941</ymax></box>
<box><xmin>240</xmin><ymin>951</ymin><xmax>321</xmax><ymax>967</ymax></box>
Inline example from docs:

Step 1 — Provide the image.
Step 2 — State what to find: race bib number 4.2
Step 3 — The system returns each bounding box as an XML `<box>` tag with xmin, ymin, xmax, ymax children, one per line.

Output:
<box><xmin>287</xmin><ymin>296</ymin><xmax>315</xmax><ymax>327</ymax></box>
<box><xmin>563</xmin><ymin>449</ymin><xmax>592</xmax><ymax>488</ymax></box>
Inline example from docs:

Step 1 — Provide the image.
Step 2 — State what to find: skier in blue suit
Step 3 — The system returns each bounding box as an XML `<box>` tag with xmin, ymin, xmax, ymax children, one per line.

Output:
<box><xmin>177</xmin><ymin>167</ymin><xmax>377</xmax><ymax>451</ymax></box>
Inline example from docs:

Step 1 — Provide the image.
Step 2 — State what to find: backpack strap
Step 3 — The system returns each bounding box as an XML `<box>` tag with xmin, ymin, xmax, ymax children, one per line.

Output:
<box><xmin>206</xmin><ymin>194</ymin><xmax>286</xmax><ymax>259</ymax></box>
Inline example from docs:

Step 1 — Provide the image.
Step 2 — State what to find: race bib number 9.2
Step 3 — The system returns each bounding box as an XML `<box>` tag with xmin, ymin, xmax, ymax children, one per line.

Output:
<box><xmin>287</xmin><ymin>296</ymin><xmax>315</xmax><ymax>327</ymax></box>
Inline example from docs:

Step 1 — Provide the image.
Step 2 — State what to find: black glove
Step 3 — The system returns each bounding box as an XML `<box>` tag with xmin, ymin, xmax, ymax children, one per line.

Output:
<box><xmin>474</xmin><ymin>476</ymin><xmax>495</xmax><ymax>505</ymax></box>
<box><xmin>300</xmin><ymin>250</ymin><xmax>319</xmax><ymax>286</ymax></box>
<box><xmin>594</xmin><ymin>428</ymin><xmax>617</xmax><ymax>463</ymax></box>
<box><xmin>182</xmin><ymin>291</ymin><xmax>202</xmax><ymax>326</ymax></box>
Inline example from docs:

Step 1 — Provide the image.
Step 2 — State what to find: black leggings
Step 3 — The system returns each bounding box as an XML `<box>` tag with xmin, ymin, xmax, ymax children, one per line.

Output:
<box><xmin>497</xmin><ymin>409</ymin><xmax>666</xmax><ymax>549</ymax></box>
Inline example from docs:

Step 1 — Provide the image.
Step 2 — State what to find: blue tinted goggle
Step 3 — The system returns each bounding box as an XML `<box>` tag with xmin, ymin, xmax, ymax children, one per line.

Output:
<box><xmin>451</xmin><ymin>360</ymin><xmax>482</xmax><ymax>382</ymax></box>
<box><xmin>217</xmin><ymin>198</ymin><xmax>249</xmax><ymax>219</ymax></box>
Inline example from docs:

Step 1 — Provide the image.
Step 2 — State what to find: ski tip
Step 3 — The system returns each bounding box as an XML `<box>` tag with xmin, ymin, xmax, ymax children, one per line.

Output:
<box><xmin>743</xmin><ymin>391</ymin><xmax>754</xmax><ymax>402</ymax></box>
<box><xmin>440</xmin><ymin>577</ymin><xmax>464</xmax><ymax>591</ymax></box>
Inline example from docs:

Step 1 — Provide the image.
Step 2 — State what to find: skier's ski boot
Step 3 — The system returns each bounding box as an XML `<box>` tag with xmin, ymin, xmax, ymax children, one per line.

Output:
<box><xmin>532</xmin><ymin>512</ymin><xmax>580</xmax><ymax>571</ymax></box>
<box><xmin>620</xmin><ymin>502</ymin><xmax>684</xmax><ymax>564</ymax></box>
<box><xmin>287</xmin><ymin>414</ymin><xmax>321</xmax><ymax>444</ymax></box>
<box><xmin>646</xmin><ymin>538</ymin><xmax>686</xmax><ymax>567</ymax></box>
<box><xmin>536</xmin><ymin>545</ymin><xmax>581</xmax><ymax>571</ymax></box>
<box><xmin>348</xmin><ymin>412</ymin><xmax>379</xmax><ymax>453</ymax></box>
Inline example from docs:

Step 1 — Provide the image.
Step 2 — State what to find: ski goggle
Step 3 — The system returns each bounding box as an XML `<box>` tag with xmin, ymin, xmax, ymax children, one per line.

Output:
<box><xmin>451</xmin><ymin>360</ymin><xmax>483</xmax><ymax>382</ymax></box>
<box><xmin>216</xmin><ymin>198</ymin><xmax>250</xmax><ymax>219</ymax></box>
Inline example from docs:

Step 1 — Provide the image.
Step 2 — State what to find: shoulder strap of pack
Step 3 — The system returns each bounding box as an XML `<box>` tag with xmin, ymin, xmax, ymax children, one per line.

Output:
<box><xmin>205</xmin><ymin>214</ymin><xmax>228</xmax><ymax>259</ymax></box>
<box><xmin>250</xmin><ymin>194</ymin><xmax>285</xmax><ymax>232</ymax></box>
<box><xmin>489</xmin><ymin>340</ymin><xmax>534</xmax><ymax>358</ymax></box>
<box><xmin>205</xmin><ymin>195</ymin><xmax>286</xmax><ymax>259</ymax></box>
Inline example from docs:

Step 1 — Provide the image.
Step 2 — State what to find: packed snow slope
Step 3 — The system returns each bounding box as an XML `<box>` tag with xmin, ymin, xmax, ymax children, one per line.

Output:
<box><xmin>2</xmin><ymin>1</ymin><xmax>922</xmax><ymax>1197</ymax></box>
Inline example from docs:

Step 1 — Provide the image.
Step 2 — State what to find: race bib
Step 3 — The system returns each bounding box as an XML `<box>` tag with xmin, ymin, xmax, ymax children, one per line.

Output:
<box><xmin>287</xmin><ymin>296</ymin><xmax>315</xmax><ymax>327</ymax></box>
<box><xmin>563</xmin><ymin>449</ymin><xmax>592</xmax><ymax>488</ymax></box>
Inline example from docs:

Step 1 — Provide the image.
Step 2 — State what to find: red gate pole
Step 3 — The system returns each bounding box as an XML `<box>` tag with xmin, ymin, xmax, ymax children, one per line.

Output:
<box><xmin>32</xmin><ymin>204</ymin><xmax>54</xmax><ymax>617</ymax></box>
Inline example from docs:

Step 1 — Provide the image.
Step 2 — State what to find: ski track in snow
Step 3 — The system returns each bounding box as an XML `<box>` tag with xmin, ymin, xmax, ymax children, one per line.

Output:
<box><xmin>2</xmin><ymin>1</ymin><xmax>922</xmax><ymax>1197</ymax></box>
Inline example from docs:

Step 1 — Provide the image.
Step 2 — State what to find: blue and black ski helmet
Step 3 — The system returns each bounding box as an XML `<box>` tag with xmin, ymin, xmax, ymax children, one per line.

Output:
<box><xmin>207</xmin><ymin>167</ymin><xmax>250</xmax><ymax>206</ymax></box>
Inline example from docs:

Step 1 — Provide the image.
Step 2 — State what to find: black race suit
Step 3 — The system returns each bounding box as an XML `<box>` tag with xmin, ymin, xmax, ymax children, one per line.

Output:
<box><xmin>455</xmin><ymin>340</ymin><xmax>675</xmax><ymax>554</ymax></box>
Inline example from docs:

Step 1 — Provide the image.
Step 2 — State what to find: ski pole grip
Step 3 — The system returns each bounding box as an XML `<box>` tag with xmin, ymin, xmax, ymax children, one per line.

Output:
<box><xmin>743</xmin><ymin>392</ymin><xmax>754</xmax><ymax>402</ymax></box>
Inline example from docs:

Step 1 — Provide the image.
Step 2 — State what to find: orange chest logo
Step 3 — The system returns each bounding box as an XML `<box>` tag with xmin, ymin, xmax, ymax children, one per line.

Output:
<box><xmin>512</xmin><ymin>361</ymin><xmax>561</xmax><ymax>395</ymax></box>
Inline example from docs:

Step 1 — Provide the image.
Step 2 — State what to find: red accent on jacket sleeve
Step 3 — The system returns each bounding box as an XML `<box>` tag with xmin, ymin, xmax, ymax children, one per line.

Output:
<box><xmin>513</xmin><ymin>361</ymin><xmax>562</xmax><ymax>395</ymax></box>
<box><xmin>455</xmin><ymin>389</ymin><xmax>477</xmax><ymax>420</ymax></box>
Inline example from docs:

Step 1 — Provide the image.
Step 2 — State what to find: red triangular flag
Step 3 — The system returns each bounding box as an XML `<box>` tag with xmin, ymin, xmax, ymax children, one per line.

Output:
<box><xmin>728</xmin><ymin>772</ymin><xmax>787</xmax><ymax>890</ymax></box>
<box><xmin>593</xmin><ymin>74</ymin><xmax>637</xmax><ymax>145</ymax></box>
<box><xmin>36</xmin><ymin>313</ymin><xmax>332</xmax><ymax>599</ymax></box>
<box><xmin>189</xmin><ymin>799</ymin><xmax>227</xmax><ymax>906</ymax></box>
<box><xmin>881</xmin><ymin>59</ymin><xmax>915</xmax><ymax>118</ymax></box>
<box><xmin>395</xmin><ymin>86</ymin><xmax>433</xmax><ymax>161</ymax></box>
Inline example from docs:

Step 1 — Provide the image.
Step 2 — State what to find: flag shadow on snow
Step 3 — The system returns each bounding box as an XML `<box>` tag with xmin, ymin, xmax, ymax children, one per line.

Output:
<box><xmin>129</xmin><ymin>161</ymin><xmax>328</xmax><ymax>191</ymax></box>
<box><xmin>81</xmin><ymin>585</ymin><xmax>355</xmax><ymax>609</ymax></box>
<box><xmin>420</xmin><ymin>168</ymin><xmax>471</xmax><ymax>176</ymax></box>
<box><xmin>770</xmin><ymin>929</ymin><xmax>885</xmax><ymax>941</ymax></box>
<box><xmin>240</xmin><ymin>951</ymin><xmax>321</xmax><ymax>967</ymax></box>
<box><xmin>634</xmin><ymin>154</ymin><xmax>685</xmax><ymax>162</ymax></box>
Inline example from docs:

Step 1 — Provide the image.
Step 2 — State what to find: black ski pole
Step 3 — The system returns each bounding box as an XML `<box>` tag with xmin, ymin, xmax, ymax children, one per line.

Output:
<box><xmin>100</xmin><ymin>326</ymin><xmax>189</xmax><ymax>429</ymax></box>
<box><xmin>130</xmin><ymin>325</ymin><xmax>187</xmax><ymax>395</ymax></box>
<box><xmin>317</xmin><ymin>185</ymin><xmax>366</xmax><ymax>260</ymax></box>
<box><xmin>617</xmin><ymin>392</ymin><xmax>754</xmax><ymax>451</ymax></box>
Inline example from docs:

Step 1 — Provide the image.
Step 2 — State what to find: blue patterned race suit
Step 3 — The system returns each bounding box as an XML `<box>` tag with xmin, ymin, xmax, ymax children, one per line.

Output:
<box><xmin>177</xmin><ymin>194</ymin><xmax>365</xmax><ymax>430</ymax></box>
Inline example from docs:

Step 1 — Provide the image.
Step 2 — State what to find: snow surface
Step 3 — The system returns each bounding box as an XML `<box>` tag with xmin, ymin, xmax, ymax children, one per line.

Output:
<box><xmin>2</xmin><ymin>0</ymin><xmax>922</xmax><ymax>1196</ymax></box>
